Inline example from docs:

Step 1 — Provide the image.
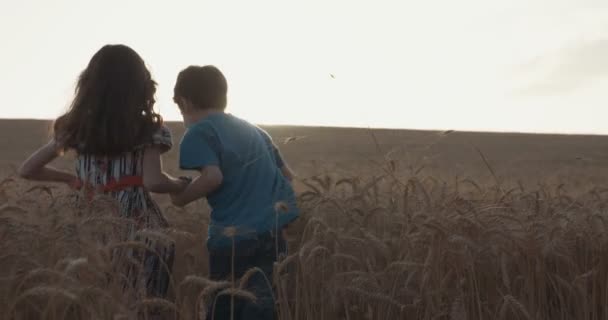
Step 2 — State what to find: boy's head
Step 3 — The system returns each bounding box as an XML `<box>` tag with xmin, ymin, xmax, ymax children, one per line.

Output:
<box><xmin>173</xmin><ymin>65</ymin><xmax>228</xmax><ymax>115</ymax></box>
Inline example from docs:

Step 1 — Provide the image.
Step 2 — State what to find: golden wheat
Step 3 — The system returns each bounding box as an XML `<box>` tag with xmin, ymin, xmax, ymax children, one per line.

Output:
<box><xmin>3</xmin><ymin>169</ymin><xmax>608</xmax><ymax>319</ymax></box>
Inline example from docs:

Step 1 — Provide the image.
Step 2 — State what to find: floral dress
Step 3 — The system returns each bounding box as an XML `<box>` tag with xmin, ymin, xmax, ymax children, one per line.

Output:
<box><xmin>74</xmin><ymin>126</ymin><xmax>174</xmax><ymax>297</ymax></box>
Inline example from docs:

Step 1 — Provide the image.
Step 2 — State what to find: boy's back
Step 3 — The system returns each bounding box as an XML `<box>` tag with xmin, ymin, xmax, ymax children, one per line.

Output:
<box><xmin>179</xmin><ymin>112</ymin><xmax>298</xmax><ymax>247</ymax></box>
<box><xmin>172</xmin><ymin>65</ymin><xmax>296</xmax><ymax>319</ymax></box>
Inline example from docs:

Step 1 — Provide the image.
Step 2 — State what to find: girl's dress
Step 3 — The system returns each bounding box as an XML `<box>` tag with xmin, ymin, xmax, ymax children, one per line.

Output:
<box><xmin>74</xmin><ymin>126</ymin><xmax>174</xmax><ymax>297</ymax></box>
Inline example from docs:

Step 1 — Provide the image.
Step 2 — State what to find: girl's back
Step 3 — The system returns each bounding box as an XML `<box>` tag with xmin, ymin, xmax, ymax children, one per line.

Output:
<box><xmin>18</xmin><ymin>44</ymin><xmax>187</xmax><ymax>303</ymax></box>
<box><xmin>74</xmin><ymin>126</ymin><xmax>172</xmax><ymax>229</ymax></box>
<box><xmin>49</xmin><ymin>45</ymin><xmax>172</xmax><ymax>230</ymax></box>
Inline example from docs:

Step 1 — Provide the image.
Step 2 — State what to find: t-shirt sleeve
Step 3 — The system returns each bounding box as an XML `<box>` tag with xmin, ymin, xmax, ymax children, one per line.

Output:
<box><xmin>179</xmin><ymin>125</ymin><xmax>220</xmax><ymax>170</ymax></box>
<box><xmin>273</xmin><ymin>145</ymin><xmax>285</xmax><ymax>168</ymax></box>
<box><xmin>151</xmin><ymin>125</ymin><xmax>173</xmax><ymax>154</ymax></box>
<box><xmin>257</xmin><ymin>127</ymin><xmax>285</xmax><ymax>168</ymax></box>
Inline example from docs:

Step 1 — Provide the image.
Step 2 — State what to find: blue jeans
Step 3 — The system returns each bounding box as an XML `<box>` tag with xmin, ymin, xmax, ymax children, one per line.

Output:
<box><xmin>206</xmin><ymin>231</ymin><xmax>287</xmax><ymax>320</ymax></box>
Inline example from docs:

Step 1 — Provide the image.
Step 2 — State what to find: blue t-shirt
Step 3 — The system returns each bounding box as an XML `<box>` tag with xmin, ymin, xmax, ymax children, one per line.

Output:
<box><xmin>179</xmin><ymin>113</ymin><xmax>299</xmax><ymax>248</ymax></box>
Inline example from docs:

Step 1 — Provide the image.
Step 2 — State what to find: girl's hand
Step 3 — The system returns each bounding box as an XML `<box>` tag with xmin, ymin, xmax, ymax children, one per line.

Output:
<box><xmin>178</xmin><ymin>176</ymin><xmax>193</xmax><ymax>191</ymax></box>
<box><xmin>143</xmin><ymin>146</ymin><xmax>190</xmax><ymax>194</ymax></box>
<box><xmin>172</xmin><ymin>179</ymin><xmax>189</xmax><ymax>197</ymax></box>
<box><xmin>170</xmin><ymin>166</ymin><xmax>222</xmax><ymax>208</ymax></box>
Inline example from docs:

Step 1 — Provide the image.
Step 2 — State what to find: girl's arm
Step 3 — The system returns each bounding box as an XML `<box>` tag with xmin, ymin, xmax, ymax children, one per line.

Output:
<box><xmin>170</xmin><ymin>166</ymin><xmax>223</xmax><ymax>207</ymax></box>
<box><xmin>142</xmin><ymin>146</ymin><xmax>188</xmax><ymax>194</ymax></box>
<box><xmin>18</xmin><ymin>140</ymin><xmax>77</xmax><ymax>185</ymax></box>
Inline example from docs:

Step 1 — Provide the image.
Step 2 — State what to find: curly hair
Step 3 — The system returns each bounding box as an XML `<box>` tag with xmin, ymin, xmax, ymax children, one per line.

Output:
<box><xmin>54</xmin><ymin>44</ymin><xmax>162</xmax><ymax>156</ymax></box>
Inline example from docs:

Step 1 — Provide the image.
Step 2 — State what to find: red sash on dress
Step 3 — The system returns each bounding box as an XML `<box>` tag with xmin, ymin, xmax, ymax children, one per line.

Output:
<box><xmin>73</xmin><ymin>176</ymin><xmax>144</xmax><ymax>198</ymax></box>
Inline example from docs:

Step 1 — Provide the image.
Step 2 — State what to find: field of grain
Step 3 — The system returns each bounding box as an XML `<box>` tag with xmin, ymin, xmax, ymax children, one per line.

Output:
<box><xmin>2</xmin><ymin>120</ymin><xmax>608</xmax><ymax>319</ymax></box>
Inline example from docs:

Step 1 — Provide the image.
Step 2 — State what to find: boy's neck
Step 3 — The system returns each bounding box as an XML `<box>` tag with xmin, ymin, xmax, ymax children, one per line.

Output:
<box><xmin>186</xmin><ymin>108</ymin><xmax>225</xmax><ymax>126</ymax></box>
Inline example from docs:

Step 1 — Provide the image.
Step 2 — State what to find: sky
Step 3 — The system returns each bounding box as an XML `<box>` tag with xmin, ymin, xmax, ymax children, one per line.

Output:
<box><xmin>1</xmin><ymin>0</ymin><xmax>607</xmax><ymax>134</ymax></box>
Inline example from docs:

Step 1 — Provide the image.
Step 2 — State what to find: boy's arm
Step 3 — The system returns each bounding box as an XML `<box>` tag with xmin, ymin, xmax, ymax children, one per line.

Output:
<box><xmin>174</xmin><ymin>124</ymin><xmax>222</xmax><ymax>206</ymax></box>
<box><xmin>170</xmin><ymin>166</ymin><xmax>223</xmax><ymax>207</ymax></box>
<box><xmin>18</xmin><ymin>140</ymin><xmax>77</xmax><ymax>186</ymax></box>
<box><xmin>142</xmin><ymin>146</ymin><xmax>188</xmax><ymax>193</ymax></box>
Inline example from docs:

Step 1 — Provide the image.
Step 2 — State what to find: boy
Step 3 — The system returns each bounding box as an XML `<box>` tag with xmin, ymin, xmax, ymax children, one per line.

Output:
<box><xmin>170</xmin><ymin>65</ymin><xmax>298</xmax><ymax>320</ymax></box>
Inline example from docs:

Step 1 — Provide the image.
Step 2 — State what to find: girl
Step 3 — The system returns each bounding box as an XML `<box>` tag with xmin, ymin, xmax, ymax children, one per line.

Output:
<box><xmin>18</xmin><ymin>44</ymin><xmax>186</xmax><ymax>301</ymax></box>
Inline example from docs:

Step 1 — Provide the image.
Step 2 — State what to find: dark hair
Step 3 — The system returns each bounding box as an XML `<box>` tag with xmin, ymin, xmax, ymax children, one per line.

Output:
<box><xmin>173</xmin><ymin>65</ymin><xmax>228</xmax><ymax>111</ymax></box>
<box><xmin>53</xmin><ymin>44</ymin><xmax>162</xmax><ymax>156</ymax></box>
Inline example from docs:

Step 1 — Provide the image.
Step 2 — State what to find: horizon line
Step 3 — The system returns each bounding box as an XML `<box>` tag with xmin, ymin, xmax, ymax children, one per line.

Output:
<box><xmin>0</xmin><ymin>117</ymin><xmax>606</xmax><ymax>137</ymax></box>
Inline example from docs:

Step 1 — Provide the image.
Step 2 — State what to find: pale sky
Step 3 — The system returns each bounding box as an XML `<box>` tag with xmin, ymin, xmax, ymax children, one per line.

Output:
<box><xmin>1</xmin><ymin>0</ymin><xmax>607</xmax><ymax>134</ymax></box>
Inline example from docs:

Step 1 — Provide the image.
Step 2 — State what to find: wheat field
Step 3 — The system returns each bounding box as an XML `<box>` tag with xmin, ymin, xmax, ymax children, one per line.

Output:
<box><xmin>2</xmin><ymin>120</ymin><xmax>608</xmax><ymax>319</ymax></box>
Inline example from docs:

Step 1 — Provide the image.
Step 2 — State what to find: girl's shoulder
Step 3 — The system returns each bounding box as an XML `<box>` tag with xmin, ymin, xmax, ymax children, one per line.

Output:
<box><xmin>141</xmin><ymin>125</ymin><xmax>173</xmax><ymax>153</ymax></box>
